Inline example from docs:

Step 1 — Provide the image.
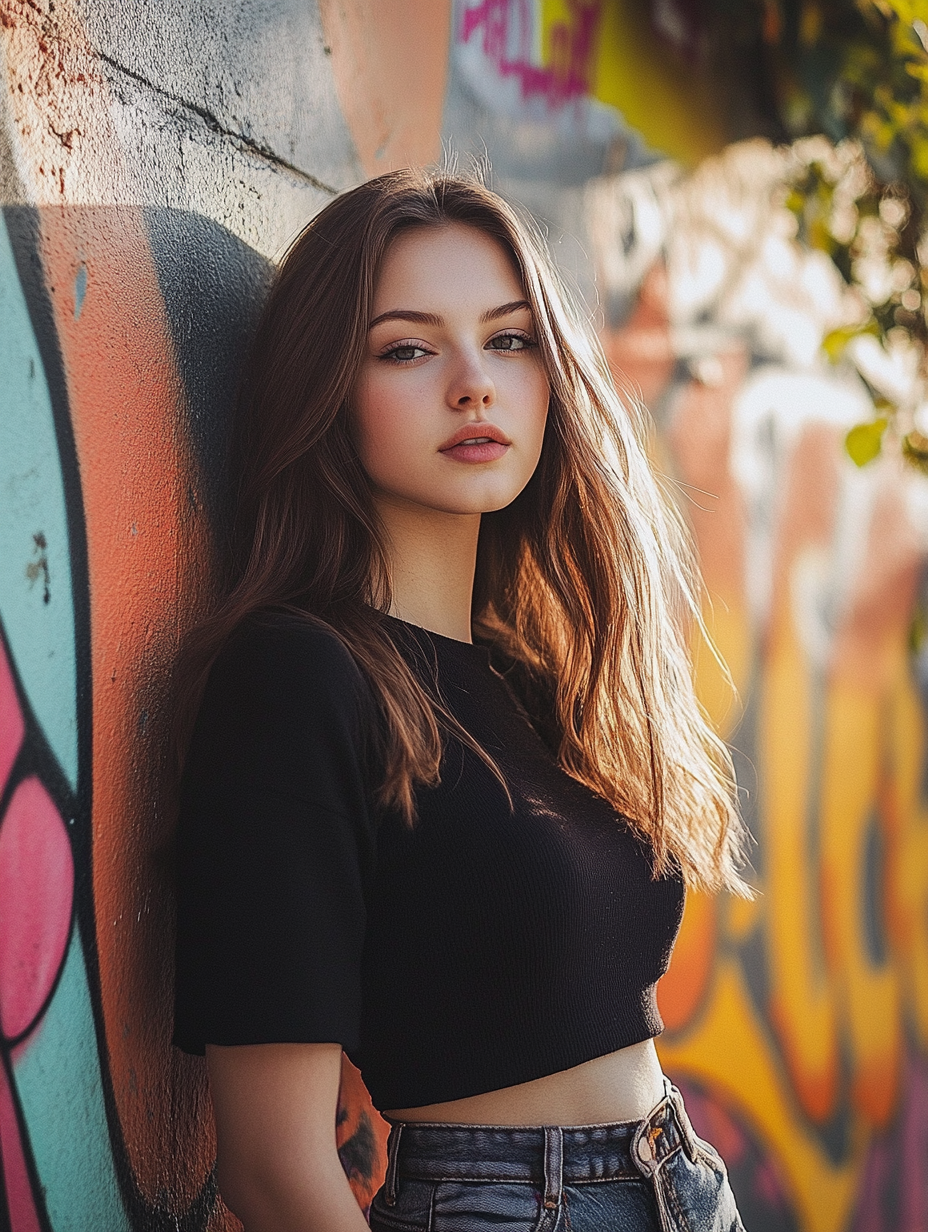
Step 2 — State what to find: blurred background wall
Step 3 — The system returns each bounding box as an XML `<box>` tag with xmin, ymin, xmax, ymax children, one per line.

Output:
<box><xmin>0</xmin><ymin>1</ymin><xmax>926</xmax><ymax>1229</ymax></box>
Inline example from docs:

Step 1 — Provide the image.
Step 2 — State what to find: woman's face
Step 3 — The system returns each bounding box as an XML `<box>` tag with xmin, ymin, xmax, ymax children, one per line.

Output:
<box><xmin>353</xmin><ymin>223</ymin><xmax>550</xmax><ymax>518</ymax></box>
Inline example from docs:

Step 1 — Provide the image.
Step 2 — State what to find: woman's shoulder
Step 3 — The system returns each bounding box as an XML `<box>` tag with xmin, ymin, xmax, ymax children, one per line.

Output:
<box><xmin>215</xmin><ymin>610</ymin><xmax>368</xmax><ymax>687</ymax></box>
<box><xmin>199</xmin><ymin>609</ymin><xmax>377</xmax><ymax>736</ymax></box>
<box><xmin>185</xmin><ymin>610</ymin><xmax>382</xmax><ymax>798</ymax></box>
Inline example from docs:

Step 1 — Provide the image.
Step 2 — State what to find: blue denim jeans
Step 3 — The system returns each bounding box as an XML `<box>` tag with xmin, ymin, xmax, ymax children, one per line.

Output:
<box><xmin>369</xmin><ymin>1081</ymin><xmax>746</xmax><ymax>1232</ymax></box>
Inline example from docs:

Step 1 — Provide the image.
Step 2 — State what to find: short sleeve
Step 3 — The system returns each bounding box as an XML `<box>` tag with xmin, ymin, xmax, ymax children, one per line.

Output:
<box><xmin>172</xmin><ymin>614</ymin><xmax>380</xmax><ymax>1056</ymax></box>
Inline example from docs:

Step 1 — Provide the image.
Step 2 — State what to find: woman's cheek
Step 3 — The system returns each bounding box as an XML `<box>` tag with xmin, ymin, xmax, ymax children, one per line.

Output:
<box><xmin>358</xmin><ymin>416</ymin><xmax>432</xmax><ymax>501</ymax></box>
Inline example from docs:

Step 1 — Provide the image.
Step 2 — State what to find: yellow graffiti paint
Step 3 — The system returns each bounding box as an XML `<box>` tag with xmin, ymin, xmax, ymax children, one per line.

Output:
<box><xmin>588</xmin><ymin>1</ymin><xmax>729</xmax><ymax>165</ymax></box>
<box><xmin>820</xmin><ymin>677</ymin><xmax>902</xmax><ymax>1126</ymax></box>
<box><xmin>887</xmin><ymin>660</ymin><xmax>928</xmax><ymax>1048</ymax></box>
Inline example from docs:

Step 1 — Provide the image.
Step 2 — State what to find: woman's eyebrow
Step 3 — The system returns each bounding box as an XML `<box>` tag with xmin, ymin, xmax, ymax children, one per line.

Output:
<box><xmin>481</xmin><ymin>299</ymin><xmax>532</xmax><ymax>322</ymax></box>
<box><xmin>368</xmin><ymin>300</ymin><xmax>532</xmax><ymax>330</ymax></box>
<box><xmin>369</xmin><ymin>309</ymin><xmax>443</xmax><ymax>329</ymax></box>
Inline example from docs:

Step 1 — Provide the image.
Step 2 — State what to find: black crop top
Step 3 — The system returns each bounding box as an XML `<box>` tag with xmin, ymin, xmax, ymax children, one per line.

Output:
<box><xmin>173</xmin><ymin>612</ymin><xmax>685</xmax><ymax>1109</ymax></box>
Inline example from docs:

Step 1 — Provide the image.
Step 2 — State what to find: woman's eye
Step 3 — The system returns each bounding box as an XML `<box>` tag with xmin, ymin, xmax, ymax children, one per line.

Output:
<box><xmin>487</xmin><ymin>333</ymin><xmax>533</xmax><ymax>352</ymax></box>
<box><xmin>381</xmin><ymin>344</ymin><xmax>430</xmax><ymax>363</ymax></box>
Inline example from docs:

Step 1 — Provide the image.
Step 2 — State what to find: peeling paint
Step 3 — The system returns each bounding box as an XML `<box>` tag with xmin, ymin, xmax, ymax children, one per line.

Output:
<box><xmin>25</xmin><ymin>530</ymin><xmax>50</xmax><ymax>603</ymax></box>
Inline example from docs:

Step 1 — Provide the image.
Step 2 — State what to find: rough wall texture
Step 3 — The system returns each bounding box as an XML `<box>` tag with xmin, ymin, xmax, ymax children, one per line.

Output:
<box><xmin>0</xmin><ymin>2</ymin><xmax>926</xmax><ymax>1230</ymax></box>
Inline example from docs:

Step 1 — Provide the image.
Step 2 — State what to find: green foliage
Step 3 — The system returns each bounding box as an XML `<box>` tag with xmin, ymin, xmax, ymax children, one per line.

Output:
<box><xmin>739</xmin><ymin>0</ymin><xmax>928</xmax><ymax>467</ymax></box>
<box><xmin>762</xmin><ymin>1</ymin><xmax>928</xmax><ymax>197</ymax></box>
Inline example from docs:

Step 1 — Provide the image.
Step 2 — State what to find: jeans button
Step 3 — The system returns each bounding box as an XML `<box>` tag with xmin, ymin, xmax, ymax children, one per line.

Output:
<box><xmin>637</xmin><ymin>1135</ymin><xmax>654</xmax><ymax>1164</ymax></box>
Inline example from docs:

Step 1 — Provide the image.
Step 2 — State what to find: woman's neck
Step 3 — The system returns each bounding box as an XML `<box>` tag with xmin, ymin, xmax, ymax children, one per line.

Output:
<box><xmin>374</xmin><ymin>496</ymin><xmax>480</xmax><ymax>644</ymax></box>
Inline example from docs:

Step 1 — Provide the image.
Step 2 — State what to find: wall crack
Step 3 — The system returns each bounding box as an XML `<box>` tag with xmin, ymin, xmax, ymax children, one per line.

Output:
<box><xmin>96</xmin><ymin>51</ymin><xmax>338</xmax><ymax>195</ymax></box>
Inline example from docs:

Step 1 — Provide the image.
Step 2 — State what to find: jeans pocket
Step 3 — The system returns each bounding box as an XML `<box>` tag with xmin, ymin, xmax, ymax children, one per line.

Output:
<box><xmin>652</xmin><ymin>1147</ymin><xmax>745</xmax><ymax>1232</ymax></box>
<box><xmin>370</xmin><ymin>1179</ymin><xmax>435</xmax><ymax>1232</ymax></box>
<box><xmin>430</xmin><ymin>1179</ymin><xmax>547</xmax><ymax>1232</ymax></box>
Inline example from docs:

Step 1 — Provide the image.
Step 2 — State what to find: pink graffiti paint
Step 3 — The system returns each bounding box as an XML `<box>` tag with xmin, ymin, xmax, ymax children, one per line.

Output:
<box><xmin>0</xmin><ymin>762</ymin><xmax>73</xmax><ymax>1228</ymax></box>
<box><xmin>849</xmin><ymin>1050</ymin><xmax>928</xmax><ymax>1232</ymax></box>
<box><xmin>0</xmin><ymin>641</ymin><xmax>25</xmax><ymax>794</ymax></box>
<box><xmin>899</xmin><ymin>1051</ymin><xmax>928</xmax><ymax>1231</ymax></box>
<box><xmin>852</xmin><ymin>1139</ymin><xmax>892</xmax><ymax>1232</ymax></box>
<box><xmin>0</xmin><ymin>777</ymin><xmax>74</xmax><ymax>1042</ymax></box>
<box><xmin>460</xmin><ymin>0</ymin><xmax>603</xmax><ymax>108</ymax></box>
<box><xmin>0</xmin><ymin>1063</ymin><xmax>41</xmax><ymax>1232</ymax></box>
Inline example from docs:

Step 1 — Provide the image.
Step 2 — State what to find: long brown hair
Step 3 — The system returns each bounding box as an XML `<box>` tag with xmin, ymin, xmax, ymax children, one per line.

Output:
<box><xmin>177</xmin><ymin>168</ymin><xmax>749</xmax><ymax>894</ymax></box>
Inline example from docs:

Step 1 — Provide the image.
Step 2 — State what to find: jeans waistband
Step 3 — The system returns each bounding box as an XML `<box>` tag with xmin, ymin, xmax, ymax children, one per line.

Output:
<box><xmin>381</xmin><ymin>1080</ymin><xmax>701</xmax><ymax>1206</ymax></box>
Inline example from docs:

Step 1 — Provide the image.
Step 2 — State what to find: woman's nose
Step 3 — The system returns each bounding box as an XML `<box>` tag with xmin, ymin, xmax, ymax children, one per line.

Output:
<box><xmin>446</xmin><ymin>350</ymin><xmax>496</xmax><ymax>410</ymax></box>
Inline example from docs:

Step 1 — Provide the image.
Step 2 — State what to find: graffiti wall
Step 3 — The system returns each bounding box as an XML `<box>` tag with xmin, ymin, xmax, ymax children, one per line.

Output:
<box><xmin>0</xmin><ymin>0</ymin><xmax>416</xmax><ymax>1225</ymax></box>
<box><xmin>0</xmin><ymin>0</ymin><xmax>925</xmax><ymax>1229</ymax></box>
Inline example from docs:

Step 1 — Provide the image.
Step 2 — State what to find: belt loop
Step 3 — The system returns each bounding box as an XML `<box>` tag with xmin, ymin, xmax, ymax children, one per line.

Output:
<box><xmin>542</xmin><ymin>1127</ymin><xmax>563</xmax><ymax>1210</ymax></box>
<box><xmin>384</xmin><ymin>1122</ymin><xmax>404</xmax><ymax>1206</ymax></box>
<box><xmin>668</xmin><ymin>1084</ymin><xmax>699</xmax><ymax>1163</ymax></box>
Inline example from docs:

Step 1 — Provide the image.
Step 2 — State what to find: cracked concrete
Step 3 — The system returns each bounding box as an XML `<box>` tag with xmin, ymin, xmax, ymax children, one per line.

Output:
<box><xmin>95</xmin><ymin>49</ymin><xmax>340</xmax><ymax>196</ymax></box>
<box><xmin>75</xmin><ymin>0</ymin><xmax>361</xmax><ymax>192</ymax></box>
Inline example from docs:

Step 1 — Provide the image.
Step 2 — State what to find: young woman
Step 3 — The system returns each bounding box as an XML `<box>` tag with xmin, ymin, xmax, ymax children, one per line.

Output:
<box><xmin>173</xmin><ymin>169</ymin><xmax>749</xmax><ymax>1232</ymax></box>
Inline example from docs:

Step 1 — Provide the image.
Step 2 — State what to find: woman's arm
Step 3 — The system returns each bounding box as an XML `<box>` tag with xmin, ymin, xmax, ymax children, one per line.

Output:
<box><xmin>206</xmin><ymin>1042</ymin><xmax>372</xmax><ymax>1232</ymax></box>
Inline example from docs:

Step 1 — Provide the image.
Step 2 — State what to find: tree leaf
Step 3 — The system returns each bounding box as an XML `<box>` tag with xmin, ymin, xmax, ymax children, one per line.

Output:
<box><xmin>845</xmin><ymin>417</ymin><xmax>888</xmax><ymax>465</ymax></box>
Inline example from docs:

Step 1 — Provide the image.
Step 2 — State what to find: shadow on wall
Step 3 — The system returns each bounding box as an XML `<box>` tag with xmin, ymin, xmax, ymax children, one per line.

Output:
<box><xmin>142</xmin><ymin>209</ymin><xmax>273</xmax><ymax>529</ymax></box>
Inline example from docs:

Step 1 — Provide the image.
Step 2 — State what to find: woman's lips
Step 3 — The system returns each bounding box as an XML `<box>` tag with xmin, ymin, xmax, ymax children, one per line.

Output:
<box><xmin>440</xmin><ymin>437</ymin><xmax>510</xmax><ymax>463</ymax></box>
<box><xmin>438</xmin><ymin>424</ymin><xmax>511</xmax><ymax>463</ymax></box>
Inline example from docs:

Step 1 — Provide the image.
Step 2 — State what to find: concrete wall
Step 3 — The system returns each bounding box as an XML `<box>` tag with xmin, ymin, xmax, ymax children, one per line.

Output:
<box><xmin>0</xmin><ymin>2</ymin><xmax>926</xmax><ymax>1229</ymax></box>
